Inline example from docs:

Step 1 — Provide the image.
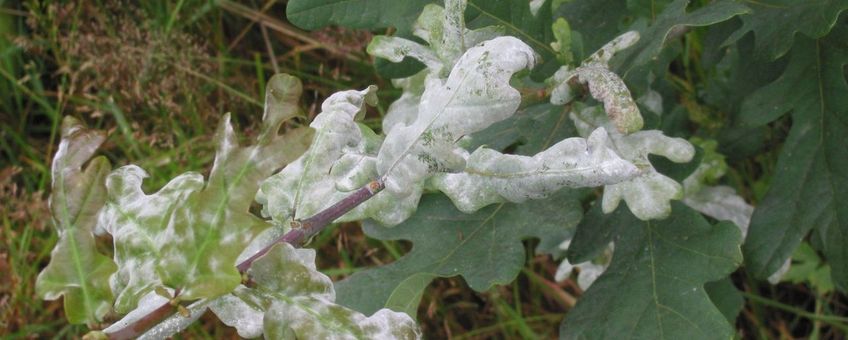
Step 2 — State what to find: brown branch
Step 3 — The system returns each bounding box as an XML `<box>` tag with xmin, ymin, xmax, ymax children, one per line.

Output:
<box><xmin>104</xmin><ymin>179</ymin><xmax>385</xmax><ymax>340</ymax></box>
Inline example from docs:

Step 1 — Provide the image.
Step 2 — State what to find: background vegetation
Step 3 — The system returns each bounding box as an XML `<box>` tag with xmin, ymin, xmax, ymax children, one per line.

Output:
<box><xmin>0</xmin><ymin>0</ymin><xmax>845</xmax><ymax>338</ymax></box>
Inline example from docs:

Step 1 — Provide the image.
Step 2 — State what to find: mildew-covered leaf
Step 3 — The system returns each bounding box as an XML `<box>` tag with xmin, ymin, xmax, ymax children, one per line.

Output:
<box><xmin>571</xmin><ymin>105</ymin><xmax>695</xmax><ymax>220</ymax></box>
<box><xmin>367</xmin><ymin>0</ymin><xmax>504</xmax><ymax>78</ymax></box>
<box><xmin>555</xmin><ymin>240</ymin><xmax>612</xmax><ymax>291</ymax></box>
<box><xmin>679</xmin><ymin>138</ymin><xmax>753</xmax><ymax>230</ymax></box>
<box><xmin>257</xmin><ymin>86</ymin><xmax>422</xmax><ymax>226</ymax></box>
<box><xmin>431</xmin><ymin>127</ymin><xmax>638</xmax><ymax>212</ymax></box>
<box><xmin>382</xmin><ymin>71</ymin><xmax>427</xmax><ymax>135</ymax></box>
<box><xmin>210</xmin><ymin>243</ymin><xmax>421</xmax><ymax>339</ymax></box>
<box><xmin>684</xmin><ymin>186</ymin><xmax>753</xmax><ymax>233</ymax></box>
<box><xmin>377</xmin><ymin>36</ymin><xmax>537</xmax><ymax>201</ymax></box>
<box><xmin>36</xmin><ymin>116</ymin><xmax>117</xmax><ymax>325</ymax></box>
<box><xmin>99</xmin><ymin>166</ymin><xmax>203</xmax><ymax>313</ymax></box>
<box><xmin>99</xmin><ymin>74</ymin><xmax>313</xmax><ymax>307</ymax></box>
<box><xmin>258</xmin><ymin>86</ymin><xmax>382</xmax><ymax>222</ymax></box>
<box><xmin>336</xmin><ymin>192</ymin><xmax>581</xmax><ymax>316</ymax></box>
<box><xmin>549</xmin><ymin>31</ymin><xmax>644</xmax><ymax>134</ymax></box>
<box><xmin>368</xmin><ymin>0</ymin><xmax>508</xmax><ymax>141</ymax></box>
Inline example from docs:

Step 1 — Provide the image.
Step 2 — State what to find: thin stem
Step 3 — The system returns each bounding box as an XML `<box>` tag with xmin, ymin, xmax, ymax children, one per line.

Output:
<box><xmin>106</xmin><ymin>290</ymin><xmax>184</xmax><ymax>340</ymax></box>
<box><xmin>236</xmin><ymin>179</ymin><xmax>384</xmax><ymax>271</ymax></box>
<box><xmin>741</xmin><ymin>291</ymin><xmax>848</xmax><ymax>333</ymax></box>
<box><xmin>104</xmin><ymin>179</ymin><xmax>384</xmax><ymax>340</ymax></box>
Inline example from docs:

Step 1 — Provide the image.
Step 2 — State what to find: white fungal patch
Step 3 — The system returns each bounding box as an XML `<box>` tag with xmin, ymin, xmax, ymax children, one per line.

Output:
<box><xmin>571</xmin><ymin>105</ymin><xmax>695</xmax><ymax>220</ymax></box>
<box><xmin>431</xmin><ymin>128</ymin><xmax>639</xmax><ymax>213</ymax></box>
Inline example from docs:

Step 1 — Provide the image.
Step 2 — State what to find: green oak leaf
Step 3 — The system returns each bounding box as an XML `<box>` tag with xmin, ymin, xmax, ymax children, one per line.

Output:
<box><xmin>724</xmin><ymin>0</ymin><xmax>848</xmax><ymax>60</ymax></box>
<box><xmin>739</xmin><ymin>25</ymin><xmax>848</xmax><ymax>291</ymax></box>
<box><xmin>465</xmin><ymin>0</ymin><xmax>553</xmax><ymax>55</ymax></box>
<box><xmin>704</xmin><ymin>278</ymin><xmax>744</xmax><ymax>324</ymax></box>
<box><xmin>555</xmin><ymin>0</ymin><xmax>628</xmax><ymax>60</ymax></box>
<box><xmin>781</xmin><ymin>242</ymin><xmax>835</xmax><ymax>294</ymax></box>
<box><xmin>625</xmin><ymin>0</ymin><xmax>675</xmax><ymax>20</ymax></box>
<box><xmin>99</xmin><ymin>74</ymin><xmax>313</xmax><ymax>308</ymax></box>
<box><xmin>286</xmin><ymin>0</ymin><xmax>432</xmax><ymax>34</ymax></box>
<box><xmin>463</xmin><ymin>101</ymin><xmax>572</xmax><ymax>155</ymax></box>
<box><xmin>556</xmin><ymin>0</ymin><xmax>747</xmax><ymax>70</ymax></box>
<box><xmin>465</xmin><ymin>0</ymin><xmax>558</xmax><ymax>78</ymax></box>
<box><xmin>515</xmin><ymin>103</ymin><xmax>578</xmax><ymax>155</ymax></box>
<box><xmin>561</xmin><ymin>203</ymin><xmax>742</xmax><ymax>339</ymax></box>
<box><xmin>335</xmin><ymin>191</ymin><xmax>582</xmax><ymax>316</ymax></box>
<box><xmin>612</xmin><ymin>0</ymin><xmax>749</xmax><ymax>74</ymax></box>
<box><xmin>36</xmin><ymin>116</ymin><xmax>117</xmax><ymax>325</ymax></box>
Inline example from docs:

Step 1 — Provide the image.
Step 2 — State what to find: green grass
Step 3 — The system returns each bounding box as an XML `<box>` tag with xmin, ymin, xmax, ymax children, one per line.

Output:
<box><xmin>1</xmin><ymin>1</ymin><xmax>846</xmax><ymax>339</ymax></box>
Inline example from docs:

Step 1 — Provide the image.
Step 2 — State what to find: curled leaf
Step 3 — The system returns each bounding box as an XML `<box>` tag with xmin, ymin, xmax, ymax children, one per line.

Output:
<box><xmin>377</xmin><ymin>36</ymin><xmax>537</xmax><ymax>199</ymax></box>
<box><xmin>209</xmin><ymin>244</ymin><xmax>421</xmax><ymax>339</ymax></box>
<box><xmin>257</xmin><ymin>86</ymin><xmax>399</xmax><ymax>223</ymax></box>
<box><xmin>550</xmin><ymin>31</ymin><xmax>643</xmax><ymax>134</ymax></box>
<box><xmin>571</xmin><ymin>105</ymin><xmax>695</xmax><ymax>220</ymax></box>
<box><xmin>368</xmin><ymin>0</ymin><xmax>504</xmax><ymax>77</ymax></box>
<box><xmin>100</xmin><ymin>74</ymin><xmax>312</xmax><ymax>308</ymax></box>
<box><xmin>555</xmin><ymin>240</ymin><xmax>612</xmax><ymax>291</ymax></box>
<box><xmin>99</xmin><ymin>166</ymin><xmax>203</xmax><ymax>313</ymax></box>
<box><xmin>382</xmin><ymin>71</ymin><xmax>427</xmax><ymax>135</ymax></box>
<box><xmin>431</xmin><ymin>127</ymin><xmax>638</xmax><ymax>212</ymax></box>
<box><xmin>36</xmin><ymin>116</ymin><xmax>116</xmax><ymax>325</ymax></box>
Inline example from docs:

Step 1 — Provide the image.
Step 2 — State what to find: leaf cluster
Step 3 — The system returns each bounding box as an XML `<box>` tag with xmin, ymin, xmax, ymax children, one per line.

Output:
<box><xmin>37</xmin><ymin>0</ymin><xmax>848</xmax><ymax>338</ymax></box>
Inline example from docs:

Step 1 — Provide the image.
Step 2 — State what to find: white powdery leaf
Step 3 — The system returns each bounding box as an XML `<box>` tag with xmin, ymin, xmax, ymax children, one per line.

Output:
<box><xmin>383</xmin><ymin>72</ymin><xmax>427</xmax><ymax>135</ymax></box>
<box><xmin>572</xmin><ymin>106</ymin><xmax>695</xmax><ymax>220</ymax></box>
<box><xmin>602</xmin><ymin>171</ymin><xmax>686</xmax><ymax>221</ymax></box>
<box><xmin>370</xmin><ymin>0</ymin><xmax>503</xmax><ymax>78</ymax></box>
<box><xmin>209</xmin><ymin>287</ymin><xmax>265</xmax><ymax>339</ymax></box>
<box><xmin>637</xmin><ymin>89</ymin><xmax>663</xmax><ymax>116</ymax></box>
<box><xmin>264</xmin><ymin>298</ymin><xmax>421</xmax><ymax>340</ymax></box>
<box><xmin>684</xmin><ymin>186</ymin><xmax>753</xmax><ymax>233</ymax></box>
<box><xmin>586</xmin><ymin>31</ymin><xmax>640</xmax><ymax>66</ymax></box>
<box><xmin>550</xmin><ymin>31</ymin><xmax>643</xmax><ymax>134</ymax></box>
<box><xmin>554</xmin><ymin>241</ymin><xmax>612</xmax><ymax>290</ymax></box>
<box><xmin>367</xmin><ymin>36</ymin><xmax>441</xmax><ymax>71</ymax></box>
<box><xmin>257</xmin><ymin>86</ymin><xmax>379</xmax><ymax>222</ymax></box>
<box><xmin>529</xmin><ymin>0</ymin><xmax>546</xmax><ymax>16</ymax></box>
<box><xmin>98</xmin><ymin>165</ymin><xmax>204</xmax><ymax>313</ymax></box>
<box><xmin>431</xmin><ymin>127</ymin><xmax>639</xmax><ymax>212</ymax></box>
<box><xmin>331</xmin><ymin>152</ymin><xmax>380</xmax><ymax>192</ymax></box>
<box><xmin>209</xmin><ymin>243</ymin><xmax>421</xmax><ymax>339</ymax></box>
<box><xmin>257</xmin><ymin>244</ymin><xmax>419</xmax><ymax>339</ymax></box>
<box><xmin>377</xmin><ymin>36</ymin><xmax>537</xmax><ymax>199</ymax></box>
<box><xmin>256</xmin><ymin>86</ymin><xmax>423</xmax><ymax>226</ymax></box>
